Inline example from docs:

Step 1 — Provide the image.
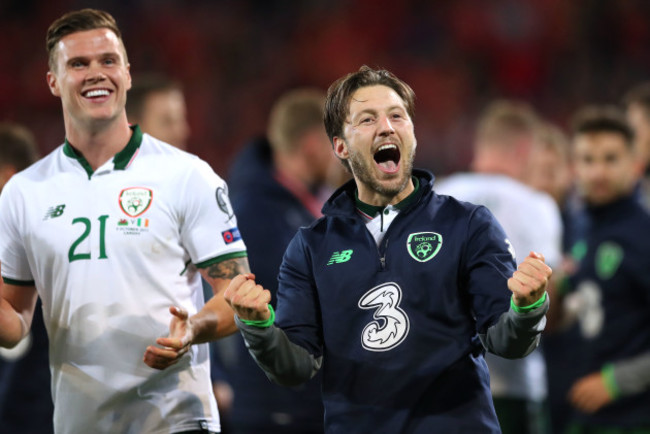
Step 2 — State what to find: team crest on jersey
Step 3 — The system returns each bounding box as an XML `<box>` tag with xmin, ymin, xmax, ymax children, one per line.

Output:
<box><xmin>406</xmin><ymin>232</ymin><xmax>442</xmax><ymax>262</ymax></box>
<box><xmin>119</xmin><ymin>187</ymin><xmax>153</xmax><ymax>217</ymax></box>
<box><xmin>595</xmin><ymin>242</ymin><xmax>623</xmax><ymax>280</ymax></box>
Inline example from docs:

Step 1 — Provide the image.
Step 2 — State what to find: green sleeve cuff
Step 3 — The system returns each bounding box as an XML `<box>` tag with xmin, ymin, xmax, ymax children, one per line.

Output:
<box><xmin>239</xmin><ymin>304</ymin><xmax>275</xmax><ymax>328</ymax></box>
<box><xmin>510</xmin><ymin>292</ymin><xmax>547</xmax><ymax>313</ymax></box>
<box><xmin>601</xmin><ymin>363</ymin><xmax>620</xmax><ymax>399</ymax></box>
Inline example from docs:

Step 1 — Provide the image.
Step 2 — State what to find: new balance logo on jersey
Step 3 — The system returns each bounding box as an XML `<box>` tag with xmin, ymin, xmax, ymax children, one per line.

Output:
<box><xmin>327</xmin><ymin>249</ymin><xmax>353</xmax><ymax>265</ymax></box>
<box><xmin>43</xmin><ymin>204</ymin><xmax>66</xmax><ymax>220</ymax></box>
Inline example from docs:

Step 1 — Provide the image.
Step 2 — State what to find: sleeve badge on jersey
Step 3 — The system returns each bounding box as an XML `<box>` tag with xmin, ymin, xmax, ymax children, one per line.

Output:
<box><xmin>216</xmin><ymin>186</ymin><xmax>235</xmax><ymax>222</ymax></box>
<box><xmin>222</xmin><ymin>227</ymin><xmax>242</xmax><ymax>244</ymax></box>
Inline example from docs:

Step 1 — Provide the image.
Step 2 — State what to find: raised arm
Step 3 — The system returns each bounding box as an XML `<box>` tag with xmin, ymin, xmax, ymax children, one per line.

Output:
<box><xmin>224</xmin><ymin>273</ymin><xmax>321</xmax><ymax>387</ymax></box>
<box><xmin>481</xmin><ymin>251</ymin><xmax>552</xmax><ymax>358</ymax></box>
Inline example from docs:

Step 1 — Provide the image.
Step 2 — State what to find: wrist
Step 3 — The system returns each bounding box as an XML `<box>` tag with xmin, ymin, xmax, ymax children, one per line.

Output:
<box><xmin>511</xmin><ymin>292</ymin><xmax>547</xmax><ymax>313</ymax></box>
<box><xmin>239</xmin><ymin>305</ymin><xmax>275</xmax><ymax>328</ymax></box>
<box><xmin>601</xmin><ymin>364</ymin><xmax>620</xmax><ymax>399</ymax></box>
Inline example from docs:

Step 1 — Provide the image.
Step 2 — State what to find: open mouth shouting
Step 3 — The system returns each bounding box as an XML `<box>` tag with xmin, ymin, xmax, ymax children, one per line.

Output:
<box><xmin>374</xmin><ymin>144</ymin><xmax>401</xmax><ymax>174</ymax></box>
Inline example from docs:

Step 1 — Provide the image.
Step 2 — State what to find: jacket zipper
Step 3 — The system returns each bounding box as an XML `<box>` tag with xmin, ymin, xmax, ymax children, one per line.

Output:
<box><xmin>378</xmin><ymin>236</ymin><xmax>389</xmax><ymax>270</ymax></box>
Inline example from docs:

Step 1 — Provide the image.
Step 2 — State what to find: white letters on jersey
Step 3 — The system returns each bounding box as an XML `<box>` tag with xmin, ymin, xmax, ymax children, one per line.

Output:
<box><xmin>358</xmin><ymin>282</ymin><xmax>410</xmax><ymax>351</ymax></box>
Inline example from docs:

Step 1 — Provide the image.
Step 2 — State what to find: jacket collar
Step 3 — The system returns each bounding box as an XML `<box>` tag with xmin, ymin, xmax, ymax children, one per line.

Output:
<box><xmin>322</xmin><ymin>169</ymin><xmax>435</xmax><ymax>218</ymax></box>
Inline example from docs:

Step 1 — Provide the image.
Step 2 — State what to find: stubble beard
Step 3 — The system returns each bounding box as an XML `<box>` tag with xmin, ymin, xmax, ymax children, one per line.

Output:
<box><xmin>347</xmin><ymin>145</ymin><xmax>415</xmax><ymax>198</ymax></box>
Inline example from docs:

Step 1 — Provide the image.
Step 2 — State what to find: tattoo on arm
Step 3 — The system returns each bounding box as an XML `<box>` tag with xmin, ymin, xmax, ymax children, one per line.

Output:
<box><xmin>206</xmin><ymin>257</ymin><xmax>250</xmax><ymax>280</ymax></box>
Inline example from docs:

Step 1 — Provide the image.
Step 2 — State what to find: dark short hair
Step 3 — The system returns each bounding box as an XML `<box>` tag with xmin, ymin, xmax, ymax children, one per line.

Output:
<box><xmin>571</xmin><ymin>105</ymin><xmax>634</xmax><ymax>148</ymax></box>
<box><xmin>46</xmin><ymin>9</ymin><xmax>125</xmax><ymax>72</ymax></box>
<box><xmin>324</xmin><ymin>65</ymin><xmax>415</xmax><ymax>144</ymax></box>
<box><xmin>126</xmin><ymin>74</ymin><xmax>182</xmax><ymax>124</ymax></box>
<box><xmin>0</xmin><ymin>122</ymin><xmax>39</xmax><ymax>171</ymax></box>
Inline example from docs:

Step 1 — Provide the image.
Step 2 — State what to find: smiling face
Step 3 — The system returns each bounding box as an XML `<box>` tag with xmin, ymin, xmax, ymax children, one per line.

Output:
<box><xmin>47</xmin><ymin>28</ymin><xmax>131</xmax><ymax>134</ymax></box>
<box><xmin>333</xmin><ymin>85</ymin><xmax>416</xmax><ymax>205</ymax></box>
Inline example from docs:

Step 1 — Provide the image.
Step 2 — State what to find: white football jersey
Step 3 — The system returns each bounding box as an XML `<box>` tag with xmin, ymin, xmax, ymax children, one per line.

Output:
<box><xmin>437</xmin><ymin>172</ymin><xmax>562</xmax><ymax>401</ymax></box>
<box><xmin>0</xmin><ymin>127</ymin><xmax>246</xmax><ymax>433</ymax></box>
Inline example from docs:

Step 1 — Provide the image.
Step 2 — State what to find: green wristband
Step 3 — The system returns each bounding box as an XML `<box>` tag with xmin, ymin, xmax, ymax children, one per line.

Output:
<box><xmin>601</xmin><ymin>363</ymin><xmax>620</xmax><ymax>399</ymax></box>
<box><xmin>510</xmin><ymin>292</ymin><xmax>547</xmax><ymax>313</ymax></box>
<box><xmin>239</xmin><ymin>304</ymin><xmax>275</xmax><ymax>328</ymax></box>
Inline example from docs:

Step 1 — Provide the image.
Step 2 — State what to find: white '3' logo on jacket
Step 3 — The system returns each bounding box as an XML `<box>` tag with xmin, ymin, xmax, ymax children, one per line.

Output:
<box><xmin>358</xmin><ymin>282</ymin><xmax>410</xmax><ymax>351</ymax></box>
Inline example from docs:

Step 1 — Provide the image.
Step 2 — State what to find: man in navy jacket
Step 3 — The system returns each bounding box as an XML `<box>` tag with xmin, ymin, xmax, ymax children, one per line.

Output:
<box><xmin>225</xmin><ymin>66</ymin><xmax>552</xmax><ymax>433</ymax></box>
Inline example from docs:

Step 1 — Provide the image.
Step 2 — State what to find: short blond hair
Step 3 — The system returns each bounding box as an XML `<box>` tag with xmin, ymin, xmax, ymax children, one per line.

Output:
<box><xmin>475</xmin><ymin>100</ymin><xmax>541</xmax><ymax>147</ymax></box>
<box><xmin>536</xmin><ymin>122</ymin><xmax>570</xmax><ymax>163</ymax></box>
<box><xmin>267</xmin><ymin>88</ymin><xmax>326</xmax><ymax>154</ymax></box>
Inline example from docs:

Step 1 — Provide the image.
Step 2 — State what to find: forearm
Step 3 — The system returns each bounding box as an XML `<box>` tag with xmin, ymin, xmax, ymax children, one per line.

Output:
<box><xmin>195</xmin><ymin>256</ymin><xmax>251</xmax><ymax>342</ymax></box>
<box><xmin>235</xmin><ymin>316</ymin><xmax>321</xmax><ymax>387</ymax></box>
<box><xmin>480</xmin><ymin>293</ymin><xmax>549</xmax><ymax>358</ymax></box>
<box><xmin>190</xmin><ymin>294</ymin><xmax>237</xmax><ymax>343</ymax></box>
<box><xmin>0</xmin><ymin>297</ymin><xmax>29</xmax><ymax>348</ymax></box>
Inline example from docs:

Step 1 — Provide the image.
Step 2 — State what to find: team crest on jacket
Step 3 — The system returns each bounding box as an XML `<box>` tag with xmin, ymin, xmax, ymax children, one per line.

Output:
<box><xmin>119</xmin><ymin>187</ymin><xmax>153</xmax><ymax>217</ymax></box>
<box><xmin>407</xmin><ymin>232</ymin><xmax>442</xmax><ymax>262</ymax></box>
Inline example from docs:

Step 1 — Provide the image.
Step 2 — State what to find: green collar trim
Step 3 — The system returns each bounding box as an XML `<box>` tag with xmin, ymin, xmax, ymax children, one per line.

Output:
<box><xmin>355</xmin><ymin>176</ymin><xmax>420</xmax><ymax>217</ymax></box>
<box><xmin>114</xmin><ymin>124</ymin><xmax>143</xmax><ymax>169</ymax></box>
<box><xmin>63</xmin><ymin>125</ymin><xmax>143</xmax><ymax>178</ymax></box>
<box><xmin>63</xmin><ymin>140</ymin><xmax>94</xmax><ymax>178</ymax></box>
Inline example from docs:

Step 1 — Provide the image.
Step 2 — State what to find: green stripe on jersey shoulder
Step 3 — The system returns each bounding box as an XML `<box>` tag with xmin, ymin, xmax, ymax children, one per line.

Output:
<box><xmin>63</xmin><ymin>125</ymin><xmax>143</xmax><ymax>178</ymax></box>
<box><xmin>195</xmin><ymin>251</ymin><xmax>248</xmax><ymax>269</ymax></box>
<box><xmin>2</xmin><ymin>277</ymin><xmax>35</xmax><ymax>286</ymax></box>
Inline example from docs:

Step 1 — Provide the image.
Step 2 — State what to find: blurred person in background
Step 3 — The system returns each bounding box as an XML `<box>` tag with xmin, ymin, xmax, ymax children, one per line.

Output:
<box><xmin>525</xmin><ymin>122</ymin><xmax>574</xmax><ymax>241</ymax></box>
<box><xmin>623</xmin><ymin>82</ymin><xmax>650</xmax><ymax>209</ymax></box>
<box><xmin>437</xmin><ymin>100</ymin><xmax>562</xmax><ymax>434</ymax></box>
<box><xmin>0</xmin><ymin>122</ymin><xmax>52</xmax><ymax>434</ymax></box>
<box><xmin>217</xmin><ymin>88</ymin><xmax>338</xmax><ymax>434</ymax></box>
<box><xmin>0</xmin><ymin>9</ymin><xmax>250</xmax><ymax>433</ymax></box>
<box><xmin>560</xmin><ymin>106</ymin><xmax>650</xmax><ymax>434</ymax></box>
<box><xmin>125</xmin><ymin>73</ymin><xmax>190</xmax><ymax>150</ymax></box>
<box><xmin>524</xmin><ymin>122</ymin><xmax>583</xmax><ymax>434</ymax></box>
<box><xmin>0</xmin><ymin>123</ymin><xmax>39</xmax><ymax>193</ymax></box>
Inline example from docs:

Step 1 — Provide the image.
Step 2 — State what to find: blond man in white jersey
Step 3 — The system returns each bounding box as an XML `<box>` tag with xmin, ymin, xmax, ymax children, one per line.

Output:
<box><xmin>0</xmin><ymin>9</ymin><xmax>249</xmax><ymax>434</ymax></box>
<box><xmin>437</xmin><ymin>100</ymin><xmax>562</xmax><ymax>434</ymax></box>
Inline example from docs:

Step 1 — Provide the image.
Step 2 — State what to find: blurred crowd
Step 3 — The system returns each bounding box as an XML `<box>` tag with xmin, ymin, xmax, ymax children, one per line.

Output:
<box><xmin>2</xmin><ymin>0</ymin><xmax>650</xmax><ymax>175</ymax></box>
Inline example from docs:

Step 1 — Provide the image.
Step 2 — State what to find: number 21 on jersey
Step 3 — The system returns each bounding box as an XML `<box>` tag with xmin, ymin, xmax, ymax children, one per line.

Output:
<box><xmin>68</xmin><ymin>215</ymin><xmax>109</xmax><ymax>262</ymax></box>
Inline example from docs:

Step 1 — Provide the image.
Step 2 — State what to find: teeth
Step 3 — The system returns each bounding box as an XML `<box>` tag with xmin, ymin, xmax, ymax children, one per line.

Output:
<box><xmin>377</xmin><ymin>144</ymin><xmax>397</xmax><ymax>152</ymax></box>
<box><xmin>84</xmin><ymin>89</ymin><xmax>110</xmax><ymax>97</ymax></box>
